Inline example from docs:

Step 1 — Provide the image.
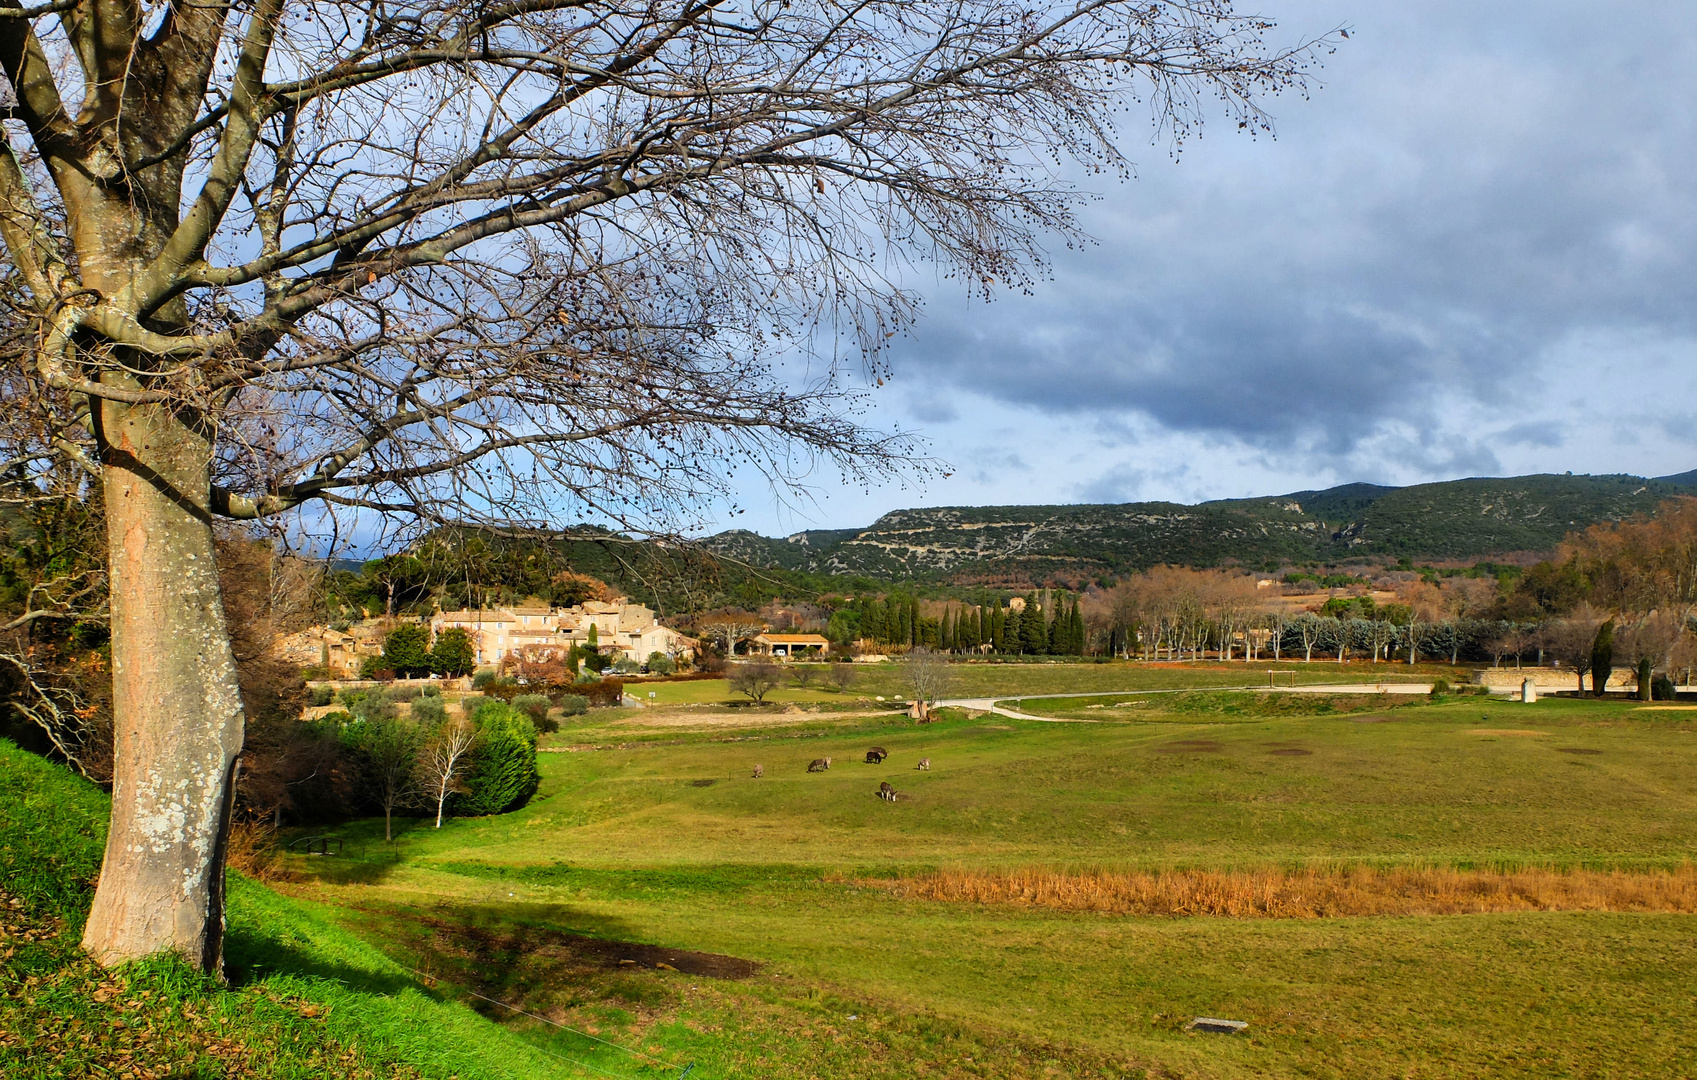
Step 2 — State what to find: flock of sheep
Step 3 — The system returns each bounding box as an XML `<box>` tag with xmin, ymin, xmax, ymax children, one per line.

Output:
<box><xmin>747</xmin><ymin>747</ymin><xmax>930</xmax><ymax>800</ymax></box>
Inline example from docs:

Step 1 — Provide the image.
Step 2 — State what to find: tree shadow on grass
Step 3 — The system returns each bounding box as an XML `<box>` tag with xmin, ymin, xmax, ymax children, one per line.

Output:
<box><xmin>326</xmin><ymin>897</ymin><xmax>758</xmax><ymax>1024</ymax></box>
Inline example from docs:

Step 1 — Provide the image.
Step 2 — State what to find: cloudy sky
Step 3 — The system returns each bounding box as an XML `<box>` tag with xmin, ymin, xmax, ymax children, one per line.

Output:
<box><xmin>718</xmin><ymin>1</ymin><xmax>1697</xmax><ymax>537</ymax></box>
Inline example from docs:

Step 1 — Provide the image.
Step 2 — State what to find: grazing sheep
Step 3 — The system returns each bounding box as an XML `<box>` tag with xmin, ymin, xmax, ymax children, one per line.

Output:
<box><xmin>752</xmin><ymin>764</ymin><xmax>764</xmax><ymax>778</ymax></box>
<box><xmin>807</xmin><ymin>757</ymin><xmax>832</xmax><ymax>773</ymax></box>
<box><xmin>915</xmin><ymin>757</ymin><xmax>930</xmax><ymax>771</ymax></box>
<box><xmin>865</xmin><ymin>746</ymin><xmax>888</xmax><ymax>764</ymax></box>
<box><xmin>878</xmin><ymin>781</ymin><xmax>896</xmax><ymax>801</ymax></box>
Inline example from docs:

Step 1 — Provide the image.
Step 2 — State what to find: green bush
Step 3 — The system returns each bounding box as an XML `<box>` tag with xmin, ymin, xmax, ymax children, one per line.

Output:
<box><xmin>342</xmin><ymin>690</ymin><xmax>395</xmax><ymax>723</ymax></box>
<box><xmin>471</xmin><ymin>668</ymin><xmax>500</xmax><ymax>690</ymax></box>
<box><xmin>307</xmin><ymin>685</ymin><xmax>335</xmax><ymax>707</ymax></box>
<box><xmin>556</xmin><ymin>694</ymin><xmax>588</xmax><ymax>717</ymax></box>
<box><xmin>419</xmin><ymin>684</ymin><xmax>441</xmax><ymax>698</ymax></box>
<box><xmin>646</xmin><ymin>652</ymin><xmax>675</xmax><ymax>675</ymax></box>
<box><xmin>1429</xmin><ymin>678</ymin><xmax>1452</xmax><ymax>697</ymax></box>
<box><xmin>358</xmin><ymin>656</ymin><xmax>395</xmax><ymax>681</ymax></box>
<box><xmin>1653</xmin><ymin>673</ymin><xmax>1677</xmax><ymax>701</ymax></box>
<box><xmin>455</xmin><ymin>702</ymin><xmax>540</xmax><ymax>815</ymax></box>
<box><xmin>386</xmin><ymin>684</ymin><xmax>424</xmax><ymax>702</ymax></box>
<box><xmin>458</xmin><ymin>693</ymin><xmax>484</xmax><ymax>719</ymax></box>
<box><xmin>511</xmin><ymin>694</ymin><xmax>554</xmax><ymax>733</ymax></box>
<box><xmin>410</xmin><ymin>695</ymin><xmax>447</xmax><ymax>725</ymax></box>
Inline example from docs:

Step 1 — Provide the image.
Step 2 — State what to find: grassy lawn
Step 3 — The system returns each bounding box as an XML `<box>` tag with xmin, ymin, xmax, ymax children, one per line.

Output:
<box><xmin>276</xmin><ymin>677</ymin><xmax>1697</xmax><ymax>1079</ymax></box>
<box><xmin>10</xmin><ymin>663</ymin><xmax>1694</xmax><ymax>1078</ymax></box>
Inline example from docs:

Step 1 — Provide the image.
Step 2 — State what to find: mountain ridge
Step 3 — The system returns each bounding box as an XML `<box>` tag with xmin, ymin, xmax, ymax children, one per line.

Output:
<box><xmin>705</xmin><ymin>471</ymin><xmax>1697</xmax><ymax>581</ymax></box>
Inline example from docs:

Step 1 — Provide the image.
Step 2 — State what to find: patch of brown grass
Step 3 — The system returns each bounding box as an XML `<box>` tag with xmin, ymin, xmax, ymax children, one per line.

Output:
<box><xmin>870</xmin><ymin>864</ymin><xmax>1697</xmax><ymax>918</ymax></box>
<box><xmin>226</xmin><ymin>820</ymin><xmax>296</xmax><ymax>882</ymax></box>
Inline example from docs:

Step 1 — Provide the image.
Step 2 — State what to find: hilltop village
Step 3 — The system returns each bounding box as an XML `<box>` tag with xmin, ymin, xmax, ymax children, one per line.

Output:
<box><xmin>276</xmin><ymin>596</ymin><xmax>697</xmax><ymax>678</ymax></box>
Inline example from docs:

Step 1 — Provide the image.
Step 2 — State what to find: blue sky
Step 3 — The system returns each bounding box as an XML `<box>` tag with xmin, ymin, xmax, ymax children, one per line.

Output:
<box><xmin>715</xmin><ymin>1</ymin><xmax>1697</xmax><ymax>537</ymax></box>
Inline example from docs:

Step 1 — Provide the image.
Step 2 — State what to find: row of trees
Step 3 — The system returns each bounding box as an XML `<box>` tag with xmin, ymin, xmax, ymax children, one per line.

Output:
<box><xmin>823</xmin><ymin>592</ymin><xmax>1087</xmax><ymax>655</ymax></box>
<box><xmin>361</xmin><ymin>624</ymin><xmax>479</xmax><ymax>680</ymax></box>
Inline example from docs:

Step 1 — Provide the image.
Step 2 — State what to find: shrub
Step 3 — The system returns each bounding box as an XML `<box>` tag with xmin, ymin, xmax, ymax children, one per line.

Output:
<box><xmin>419</xmin><ymin>684</ymin><xmax>441</xmax><ymax>698</ymax></box>
<box><xmin>512</xmin><ymin>693</ymin><xmax>551</xmax><ymax>725</ymax></box>
<box><xmin>457</xmin><ymin>693</ymin><xmax>484</xmax><ymax>719</ymax></box>
<box><xmin>646</xmin><ymin>652</ymin><xmax>675</xmax><ymax>675</ymax></box>
<box><xmin>410</xmin><ymin>695</ymin><xmax>447</xmax><ymax>725</ymax></box>
<box><xmin>358</xmin><ymin>657</ymin><xmax>395</xmax><ymax>681</ymax></box>
<box><xmin>455</xmin><ymin>702</ymin><xmax>540</xmax><ymax>815</ymax></box>
<box><xmin>578</xmin><ymin>677</ymin><xmax>625</xmax><ymax>707</ymax></box>
<box><xmin>471</xmin><ymin>668</ymin><xmax>500</xmax><ymax>690</ymax></box>
<box><xmin>556</xmin><ymin>694</ymin><xmax>588</xmax><ymax>717</ymax></box>
<box><xmin>385</xmin><ymin>684</ymin><xmax>424</xmax><ymax>702</ymax></box>
<box><xmin>610</xmin><ymin>658</ymin><xmax>642</xmax><ymax>675</ymax></box>
<box><xmin>1653</xmin><ymin>673</ymin><xmax>1677</xmax><ymax>701</ymax></box>
<box><xmin>1429</xmin><ymin>678</ymin><xmax>1452</xmax><ymax>697</ymax></box>
<box><xmin>343</xmin><ymin>691</ymin><xmax>396</xmax><ymax>723</ymax></box>
<box><xmin>307</xmin><ymin>685</ymin><xmax>335</xmax><ymax>707</ymax></box>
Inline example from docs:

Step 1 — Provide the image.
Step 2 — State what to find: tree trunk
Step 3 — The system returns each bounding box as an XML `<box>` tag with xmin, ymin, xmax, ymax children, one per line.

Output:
<box><xmin>81</xmin><ymin>402</ymin><xmax>246</xmax><ymax>974</ymax></box>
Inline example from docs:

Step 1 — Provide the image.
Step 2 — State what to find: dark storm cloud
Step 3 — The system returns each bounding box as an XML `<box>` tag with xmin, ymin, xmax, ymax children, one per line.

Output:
<box><xmin>890</xmin><ymin>1</ymin><xmax>1697</xmax><ymax>464</ymax></box>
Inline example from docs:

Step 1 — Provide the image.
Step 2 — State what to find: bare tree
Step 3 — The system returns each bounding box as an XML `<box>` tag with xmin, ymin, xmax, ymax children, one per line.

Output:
<box><xmin>902</xmin><ymin>647</ymin><xmax>952</xmax><ymax>713</ymax></box>
<box><xmin>828</xmin><ymin>663</ymin><xmax>857</xmax><ymax>693</ymax></box>
<box><xmin>1617</xmin><ymin>612</ymin><xmax>1683</xmax><ymax>700</ymax></box>
<box><xmin>1482</xmin><ymin>624</ymin><xmax>1527</xmax><ymax>669</ymax></box>
<box><xmin>0</xmin><ymin>0</ymin><xmax>1329</xmax><ymax>970</ymax></box>
<box><xmin>348</xmin><ymin>716</ymin><xmax>423</xmax><ymax>844</ymax></box>
<box><xmin>729</xmin><ymin>660</ymin><xmax>784</xmax><ymax>705</ymax></box>
<box><xmin>696</xmin><ymin>617</ymin><xmax>767</xmax><ymax>658</ymax></box>
<box><xmin>1541</xmin><ymin>605</ymin><xmax>1605</xmax><ymax>694</ymax></box>
<box><xmin>1292</xmin><ymin>614</ymin><xmax>1323</xmax><ymax>663</ymax></box>
<box><xmin>419</xmin><ymin>717</ymin><xmax>478</xmax><ymax>828</ymax></box>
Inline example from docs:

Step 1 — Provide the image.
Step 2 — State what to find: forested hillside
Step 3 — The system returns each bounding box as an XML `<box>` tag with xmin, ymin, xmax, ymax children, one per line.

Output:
<box><xmin>707</xmin><ymin>472</ymin><xmax>1693</xmax><ymax>581</ymax></box>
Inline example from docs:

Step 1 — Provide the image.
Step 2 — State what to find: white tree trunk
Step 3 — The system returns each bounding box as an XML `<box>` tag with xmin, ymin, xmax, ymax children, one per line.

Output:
<box><xmin>81</xmin><ymin>401</ymin><xmax>246</xmax><ymax>973</ymax></box>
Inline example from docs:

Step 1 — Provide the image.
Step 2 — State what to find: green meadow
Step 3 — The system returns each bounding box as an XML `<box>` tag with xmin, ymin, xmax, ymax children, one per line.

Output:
<box><xmin>8</xmin><ymin>662</ymin><xmax>1697</xmax><ymax>1078</ymax></box>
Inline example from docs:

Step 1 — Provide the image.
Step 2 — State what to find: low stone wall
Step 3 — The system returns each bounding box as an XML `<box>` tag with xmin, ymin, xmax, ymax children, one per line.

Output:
<box><xmin>1471</xmin><ymin>667</ymin><xmax>1644</xmax><ymax>691</ymax></box>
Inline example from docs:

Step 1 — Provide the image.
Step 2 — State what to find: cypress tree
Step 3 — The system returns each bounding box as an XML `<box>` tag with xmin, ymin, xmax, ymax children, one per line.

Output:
<box><xmin>965</xmin><ymin>605</ymin><xmax>981</xmax><ymax>650</ymax></box>
<box><xmin>990</xmin><ymin>603</ymin><xmax>1004</xmax><ymax>652</ymax></box>
<box><xmin>455</xmin><ymin>702</ymin><xmax>541</xmax><ymax>816</ymax></box>
<box><xmin>1022</xmin><ymin>594</ymin><xmax>1047</xmax><ymax>654</ymax></box>
<box><xmin>908</xmin><ymin>598</ymin><xmax>921</xmax><ymax>646</ymax></box>
<box><xmin>941</xmin><ymin>609</ymin><xmax>955</xmax><ymax>652</ymax></box>
<box><xmin>1003</xmin><ymin>605</ymin><xmax>1021</xmax><ymax>654</ymax></box>
<box><xmin>1073</xmin><ymin>600</ymin><xmax>1086</xmax><ymax>655</ymax></box>
<box><xmin>1591</xmin><ymin>620</ymin><xmax>1615</xmax><ymax>697</ymax></box>
<box><xmin>1046</xmin><ymin>598</ymin><xmax>1064</xmax><ymax>654</ymax></box>
<box><xmin>862</xmin><ymin>599</ymin><xmax>884</xmax><ymax>644</ymax></box>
